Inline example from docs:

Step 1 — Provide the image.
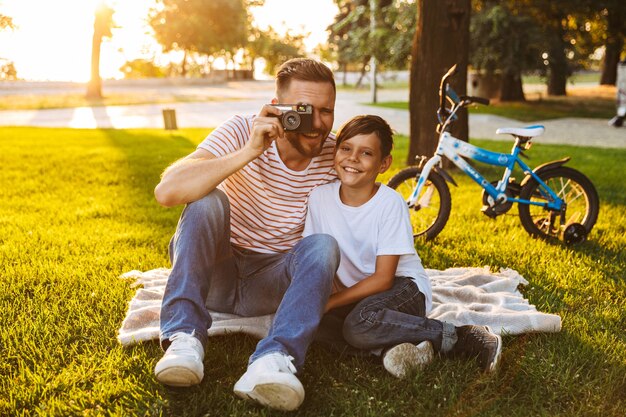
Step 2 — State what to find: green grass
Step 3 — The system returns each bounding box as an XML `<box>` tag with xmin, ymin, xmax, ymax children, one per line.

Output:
<box><xmin>0</xmin><ymin>93</ymin><xmax>240</xmax><ymax>111</ymax></box>
<box><xmin>371</xmin><ymin>93</ymin><xmax>616</xmax><ymax>122</ymax></box>
<box><xmin>1</xmin><ymin>127</ymin><xmax>625</xmax><ymax>416</ymax></box>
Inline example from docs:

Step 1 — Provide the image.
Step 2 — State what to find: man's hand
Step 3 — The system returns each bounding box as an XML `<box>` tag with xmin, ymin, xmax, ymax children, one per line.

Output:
<box><xmin>245</xmin><ymin>105</ymin><xmax>285</xmax><ymax>157</ymax></box>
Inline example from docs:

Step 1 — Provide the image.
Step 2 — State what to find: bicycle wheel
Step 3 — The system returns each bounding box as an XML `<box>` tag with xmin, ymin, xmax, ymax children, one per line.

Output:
<box><xmin>387</xmin><ymin>167</ymin><xmax>451</xmax><ymax>240</ymax></box>
<box><xmin>518</xmin><ymin>166</ymin><xmax>599</xmax><ymax>239</ymax></box>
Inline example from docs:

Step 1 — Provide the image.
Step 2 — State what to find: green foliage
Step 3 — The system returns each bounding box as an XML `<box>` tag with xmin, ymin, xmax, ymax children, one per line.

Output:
<box><xmin>0</xmin><ymin>59</ymin><xmax>17</xmax><ymax>80</ymax></box>
<box><xmin>0</xmin><ymin>127</ymin><xmax>625</xmax><ymax>415</ymax></box>
<box><xmin>119</xmin><ymin>59</ymin><xmax>167</xmax><ymax>79</ymax></box>
<box><xmin>247</xmin><ymin>26</ymin><xmax>306</xmax><ymax>75</ymax></box>
<box><xmin>470</xmin><ymin>2</ymin><xmax>543</xmax><ymax>75</ymax></box>
<box><xmin>0</xmin><ymin>13</ymin><xmax>14</xmax><ymax>31</ymax></box>
<box><xmin>150</xmin><ymin>0</ymin><xmax>249</xmax><ymax>57</ymax></box>
<box><xmin>327</xmin><ymin>0</ymin><xmax>416</xmax><ymax>72</ymax></box>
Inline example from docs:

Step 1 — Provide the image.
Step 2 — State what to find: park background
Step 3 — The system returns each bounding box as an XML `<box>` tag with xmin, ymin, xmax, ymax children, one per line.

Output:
<box><xmin>1</xmin><ymin>0</ymin><xmax>625</xmax><ymax>416</ymax></box>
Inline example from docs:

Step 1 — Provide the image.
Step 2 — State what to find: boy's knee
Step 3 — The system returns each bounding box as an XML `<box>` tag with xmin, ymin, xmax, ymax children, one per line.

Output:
<box><xmin>341</xmin><ymin>306</ymin><xmax>376</xmax><ymax>349</ymax></box>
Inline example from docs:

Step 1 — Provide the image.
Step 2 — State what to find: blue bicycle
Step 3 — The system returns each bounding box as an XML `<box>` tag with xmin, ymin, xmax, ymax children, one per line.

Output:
<box><xmin>388</xmin><ymin>65</ymin><xmax>599</xmax><ymax>244</ymax></box>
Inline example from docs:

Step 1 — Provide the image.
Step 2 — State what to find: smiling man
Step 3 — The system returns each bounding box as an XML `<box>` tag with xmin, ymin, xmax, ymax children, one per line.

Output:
<box><xmin>152</xmin><ymin>58</ymin><xmax>340</xmax><ymax>411</ymax></box>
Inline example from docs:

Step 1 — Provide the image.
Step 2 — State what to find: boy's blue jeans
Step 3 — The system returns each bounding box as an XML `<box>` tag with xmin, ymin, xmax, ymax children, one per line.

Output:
<box><xmin>316</xmin><ymin>276</ymin><xmax>457</xmax><ymax>354</ymax></box>
<box><xmin>160</xmin><ymin>190</ymin><xmax>340</xmax><ymax>370</ymax></box>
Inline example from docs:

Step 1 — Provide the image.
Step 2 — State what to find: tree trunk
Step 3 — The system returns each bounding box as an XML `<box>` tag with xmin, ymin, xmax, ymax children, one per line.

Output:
<box><xmin>500</xmin><ymin>70</ymin><xmax>525</xmax><ymax>102</ymax></box>
<box><xmin>408</xmin><ymin>0</ymin><xmax>470</xmax><ymax>165</ymax></box>
<box><xmin>86</xmin><ymin>32</ymin><xmax>102</xmax><ymax>99</ymax></box>
<box><xmin>181</xmin><ymin>50</ymin><xmax>188</xmax><ymax>77</ymax></box>
<box><xmin>600</xmin><ymin>8</ymin><xmax>624</xmax><ymax>86</ymax></box>
<box><xmin>547</xmin><ymin>28</ymin><xmax>568</xmax><ymax>96</ymax></box>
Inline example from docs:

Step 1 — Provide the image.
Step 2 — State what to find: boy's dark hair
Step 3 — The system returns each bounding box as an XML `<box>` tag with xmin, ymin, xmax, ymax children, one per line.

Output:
<box><xmin>335</xmin><ymin>115</ymin><xmax>394</xmax><ymax>158</ymax></box>
<box><xmin>276</xmin><ymin>58</ymin><xmax>336</xmax><ymax>95</ymax></box>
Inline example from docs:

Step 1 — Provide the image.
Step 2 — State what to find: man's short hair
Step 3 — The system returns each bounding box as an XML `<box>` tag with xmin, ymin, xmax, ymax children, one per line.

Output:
<box><xmin>335</xmin><ymin>115</ymin><xmax>394</xmax><ymax>158</ymax></box>
<box><xmin>276</xmin><ymin>58</ymin><xmax>336</xmax><ymax>95</ymax></box>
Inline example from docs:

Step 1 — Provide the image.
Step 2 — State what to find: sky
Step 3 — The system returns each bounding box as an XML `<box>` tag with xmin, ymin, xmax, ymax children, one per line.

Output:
<box><xmin>0</xmin><ymin>0</ymin><xmax>339</xmax><ymax>82</ymax></box>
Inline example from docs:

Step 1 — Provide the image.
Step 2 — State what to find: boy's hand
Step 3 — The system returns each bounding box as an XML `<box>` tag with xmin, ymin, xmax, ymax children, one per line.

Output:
<box><xmin>246</xmin><ymin>105</ymin><xmax>285</xmax><ymax>158</ymax></box>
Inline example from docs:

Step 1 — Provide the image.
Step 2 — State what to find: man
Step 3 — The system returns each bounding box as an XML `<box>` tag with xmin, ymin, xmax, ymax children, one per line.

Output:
<box><xmin>153</xmin><ymin>58</ymin><xmax>340</xmax><ymax>411</ymax></box>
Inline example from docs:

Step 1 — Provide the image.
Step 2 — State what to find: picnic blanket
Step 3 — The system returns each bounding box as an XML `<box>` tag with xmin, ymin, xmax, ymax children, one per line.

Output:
<box><xmin>117</xmin><ymin>266</ymin><xmax>561</xmax><ymax>346</ymax></box>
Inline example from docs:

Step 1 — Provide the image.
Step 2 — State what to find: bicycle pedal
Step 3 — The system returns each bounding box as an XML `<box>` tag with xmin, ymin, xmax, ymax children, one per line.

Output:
<box><xmin>481</xmin><ymin>205</ymin><xmax>498</xmax><ymax>219</ymax></box>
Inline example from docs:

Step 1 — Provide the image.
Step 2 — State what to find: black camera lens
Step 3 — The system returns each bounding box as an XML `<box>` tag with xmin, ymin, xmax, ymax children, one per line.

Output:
<box><xmin>282</xmin><ymin>111</ymin><xmax>301</xmax><ymax>130</ymax></box>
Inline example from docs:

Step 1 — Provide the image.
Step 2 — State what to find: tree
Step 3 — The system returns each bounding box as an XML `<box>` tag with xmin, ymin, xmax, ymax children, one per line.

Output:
<box><xmin>516</xmin><ymin>0</ymin><xmax>599</xmax><ymax>96</ymax></box>
<box><xmin>0</xmin><ymin>59</ymin><xmax>17</xmax><ymax>80</ymax></box>
<box><xmin>120</xmin><ymin>59</ymin><xmax>167</xmax><ymax>79</ymax></box>
<box><xmin>1</xmin><ymin>13</ymin><xmax>17</xmax><ymax>80</ymax></box>
<box><xmin>247</xmin><ymin>27</ymin><xmax>306</xmax><ymax>75</ymax></box>
<box><xmin>86</xmin><ymin>2</ymin><xmax>114</xmax><ymax>99</ymax></box>
<box><xmin>150</xmin><ymin>0</ymin><xmax>249</xmax><ymax>77</ymax></box>
<box><xmin>596</xmin><ymin>1</ymin><xmax>626</xmax><ymax>85</ymax></box>
<box><xmin>470</xmin><ymin>1</ymin><xmax>543</xmax><ymax>101</ymax></box>
<box><xmin>408</xmin><ymin>0</ymin><xmax>470</xmax><ymax>165</ymax></box>
<box><xmin>327</xmin><ymin>0</ymin><xmax>414</xmax><ymax>87</ymax></box>
<box><xmin>0</xmin><ymin>14</ymin><xmax>14</xmax><ymax>31</ymax></box>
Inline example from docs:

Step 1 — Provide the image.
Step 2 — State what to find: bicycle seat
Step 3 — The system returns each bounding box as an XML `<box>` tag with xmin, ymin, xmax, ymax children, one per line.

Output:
<box><xmin>496</xmin><ymin>125</ymin><xmax>545</xmax><ymax>138</ymax></box>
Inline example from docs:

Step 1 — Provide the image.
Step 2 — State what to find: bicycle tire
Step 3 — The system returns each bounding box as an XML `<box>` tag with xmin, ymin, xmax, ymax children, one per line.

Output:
<box><xmin>387</xmin><ymin>167</ymin><xmax>451</xmax><ymax>240</ymax></box>
<box><xmin>518</xmin><ymin>166</ymin><xmax>599</xmax><ymax>239</ymax></box>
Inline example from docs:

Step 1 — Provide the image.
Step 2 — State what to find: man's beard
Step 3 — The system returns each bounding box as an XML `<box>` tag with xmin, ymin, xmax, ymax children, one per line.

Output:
<box><xmin>286</xmin><ymin>132</ymin><xmax>326</xmax><ymax>158</ymax></box>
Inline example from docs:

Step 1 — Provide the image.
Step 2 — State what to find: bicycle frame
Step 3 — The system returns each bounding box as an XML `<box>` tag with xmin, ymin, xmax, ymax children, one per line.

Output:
<box><xmin>409</xmin><ymin>132</ymin><xmax>565</xmax><ymax>211</ymax></box>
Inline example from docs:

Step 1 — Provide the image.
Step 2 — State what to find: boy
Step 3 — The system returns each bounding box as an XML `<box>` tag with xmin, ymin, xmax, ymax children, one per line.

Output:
<box><xmin>304</xmin><ymin>115</ymin><xmax>502</xmax><ymax>377</ymax></box>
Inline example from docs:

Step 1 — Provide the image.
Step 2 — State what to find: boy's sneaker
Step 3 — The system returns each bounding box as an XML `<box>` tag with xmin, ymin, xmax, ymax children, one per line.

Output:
<box><xmin>383</xmin><ymin>341</ymin><xmax>435</xmax><ymax>378</ymax></box>
<box><xmin>154</xmin><ymin>332</ymin><xmax>204</xmax><ymax>386</ymax></box>
<box><xmin>452</xmin><ymin>325</ymin><xmax>502</xmax><ymax>373</ymax></box>
<box><xmin>233</xmin><ymin>352</ymin><xmax>304</xmax><ymax>411</ymax></box>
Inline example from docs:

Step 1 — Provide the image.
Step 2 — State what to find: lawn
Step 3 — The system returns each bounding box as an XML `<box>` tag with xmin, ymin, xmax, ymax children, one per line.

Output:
<box><xmin>0</xmin><ymin>93</ymin><xmax>240</xmax><ymax>111</ymax></box>
<box><xmin>1</xmin><ymin>127</ymin><xmax>624</xmax><ymax>416</ymax></box>
<box><xmin>370</xmin><ymin>86</ymin><xmax>617</xmax><ymax>122</ymax></box>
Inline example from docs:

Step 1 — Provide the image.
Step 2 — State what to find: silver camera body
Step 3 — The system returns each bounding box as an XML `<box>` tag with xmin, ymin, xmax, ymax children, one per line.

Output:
<box><xmin>271</xmin><ymin>104</ymin><xmax>313</xmax><ymax>132</ymax></box>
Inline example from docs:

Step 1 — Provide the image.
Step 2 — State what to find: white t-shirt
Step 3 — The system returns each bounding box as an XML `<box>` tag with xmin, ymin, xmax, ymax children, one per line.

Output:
<box><xmin>303</xmin><ymin>181</ymin><xmax>433</xmax><ymax>313</ymax></box>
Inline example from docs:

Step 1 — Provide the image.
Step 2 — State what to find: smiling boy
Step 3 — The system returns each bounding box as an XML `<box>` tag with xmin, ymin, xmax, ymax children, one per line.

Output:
<box><xmin>304</xmin><ymin>115</ymin><xmax>503</xmax><ymax>377</ymax></box>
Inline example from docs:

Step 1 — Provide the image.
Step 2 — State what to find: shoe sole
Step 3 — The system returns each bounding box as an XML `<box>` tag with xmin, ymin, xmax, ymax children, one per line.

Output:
<box><xmin>484</xmin><ymin>326</ymin><xmax>503</xmax><ymax>373</ymax></box>
<box><xmin>234</xmin><ymin>374</ymin><xmax>304</xmax><ymax>411</ymax></box>
<box><xmin>383</xmin><ymin>341</ymin><xmax>434</xmax><ymax>379</ymax></box>
<box><xmin>155</xmin><ymin>366</ymin><xmax>203</xmax><ymax>387</ymax></box>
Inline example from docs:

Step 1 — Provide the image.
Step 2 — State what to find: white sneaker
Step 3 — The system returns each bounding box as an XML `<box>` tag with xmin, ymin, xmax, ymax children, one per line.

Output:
<box><xmin>382</xmin><ymin>341</ymin><xmax>434</xmax><ymax>379</ymax></box>
<box><xmin>154</xmin><ymin>332</ymin><xmax>204</xmax><ymax>387</ymax></box>
<box><xmin>233</xmin><ymin>352</ymin><xmax>305</xmax><ymax>411</ymax></box>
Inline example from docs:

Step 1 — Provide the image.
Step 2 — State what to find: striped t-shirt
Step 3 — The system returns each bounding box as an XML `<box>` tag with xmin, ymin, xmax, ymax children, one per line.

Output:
<box><xmin>198</xmin><ymin>114</ymin><xmax>337</xmax><ymax>254</ymax></box>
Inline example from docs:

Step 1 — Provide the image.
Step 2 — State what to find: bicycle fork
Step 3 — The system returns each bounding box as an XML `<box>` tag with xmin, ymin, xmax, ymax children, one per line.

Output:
<box><xmin>408</xmin><ymin>154</ymin><xmax>444</xmax><ymax>208</ymax></box>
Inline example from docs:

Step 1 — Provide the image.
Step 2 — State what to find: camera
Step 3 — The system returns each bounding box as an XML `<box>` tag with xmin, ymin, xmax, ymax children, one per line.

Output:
<box><xmin>271</xmin><ymin>104</ymin><xmax>313</xmax><ymax>133</ymax></box>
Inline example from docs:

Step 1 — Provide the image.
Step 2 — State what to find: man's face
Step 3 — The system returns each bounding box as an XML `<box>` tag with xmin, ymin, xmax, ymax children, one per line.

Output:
<box><xmin>274</xmin><ymin>79</ymin><xmax>335</xmax><ymax>159</ymax></box>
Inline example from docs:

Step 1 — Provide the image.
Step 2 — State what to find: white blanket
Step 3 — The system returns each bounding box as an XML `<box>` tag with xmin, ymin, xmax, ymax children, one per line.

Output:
<box><xmin>117</xmin><ymin>266</ymin><xmax>561</xmax><ymax>346</ymax></box>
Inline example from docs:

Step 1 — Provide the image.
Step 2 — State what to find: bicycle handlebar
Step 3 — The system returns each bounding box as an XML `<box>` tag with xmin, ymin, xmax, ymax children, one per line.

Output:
<box><xmin>439</xmin><ymin>64</ymin><xmax>458</xmax><ymax>113</ymax></box>
<box><xmin>460</xmin><ymin>95</ymin><xmax>490</xmax><ymax>106</ymax></box>
<box><xmin>437</xmin><ymin>65</ymin><xmax>490</xmax><ymax>129</ymax></box>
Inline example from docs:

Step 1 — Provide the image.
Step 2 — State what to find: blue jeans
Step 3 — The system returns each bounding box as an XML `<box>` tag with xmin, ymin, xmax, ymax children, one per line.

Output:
<box><xmin>316</xmin><ymin>276</ymin><xmax>457</xmax><ymax>354</ymax></box>
<box><xmin>160</xmin><ymin>190</ymin><xmax>340</xmax><ymax>370</ymax></box>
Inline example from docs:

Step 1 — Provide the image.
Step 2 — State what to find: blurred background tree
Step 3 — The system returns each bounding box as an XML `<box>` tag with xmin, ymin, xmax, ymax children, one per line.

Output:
<box><xmin>149</xmin><ymin>0</ymin><xmax>249</xmax><ymax>77</ymax></box>
<box><xmin>1</xmin><ymin>12</ymin><xmax>18</xmax><ymax>80</ymax></box>
<box><xmin>470</xmin><ymin>1</ymin><xmax>543</xmax><ymax>101</ymax></box>
<box><xmin>327</xmin><ymin>0</ymin><xmax>415</xmax><ymax>88</ymax></box>
<box><xmin>86</xmin><ymin>2</ymin><xmax>114</xmax><ymax>99</ymax></box>
<box><xmin>119</xmin><ymin>59</ymin><xmax>167</xmax><ymax>79</ymax></box>
<box><xmin>246</xmin><ymin>26</ymin><xmax>305</xmax><ymax>75</ymax></box>
<box><xmin>594</xmin><ymin>0</ymin><xmax>626</xmax><ymax>85</ymax></box>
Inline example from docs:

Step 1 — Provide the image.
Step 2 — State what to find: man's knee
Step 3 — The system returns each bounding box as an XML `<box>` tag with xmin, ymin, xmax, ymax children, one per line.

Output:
<box><xmin>185</xmin><ymin>189</ymin><xmax>230</xmax><ymax>220</ymax></box>
<box><xmin>300</xmin><ymin>234</ymin><xmax>340</xmax><ymax>268</ymax></box>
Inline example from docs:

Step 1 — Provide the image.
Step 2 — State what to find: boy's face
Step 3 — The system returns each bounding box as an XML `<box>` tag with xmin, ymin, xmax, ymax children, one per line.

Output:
<box><xmin>334</xmin><ymin>132</ymin><xmax>392</xmax><ymax>190</ymax></box>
